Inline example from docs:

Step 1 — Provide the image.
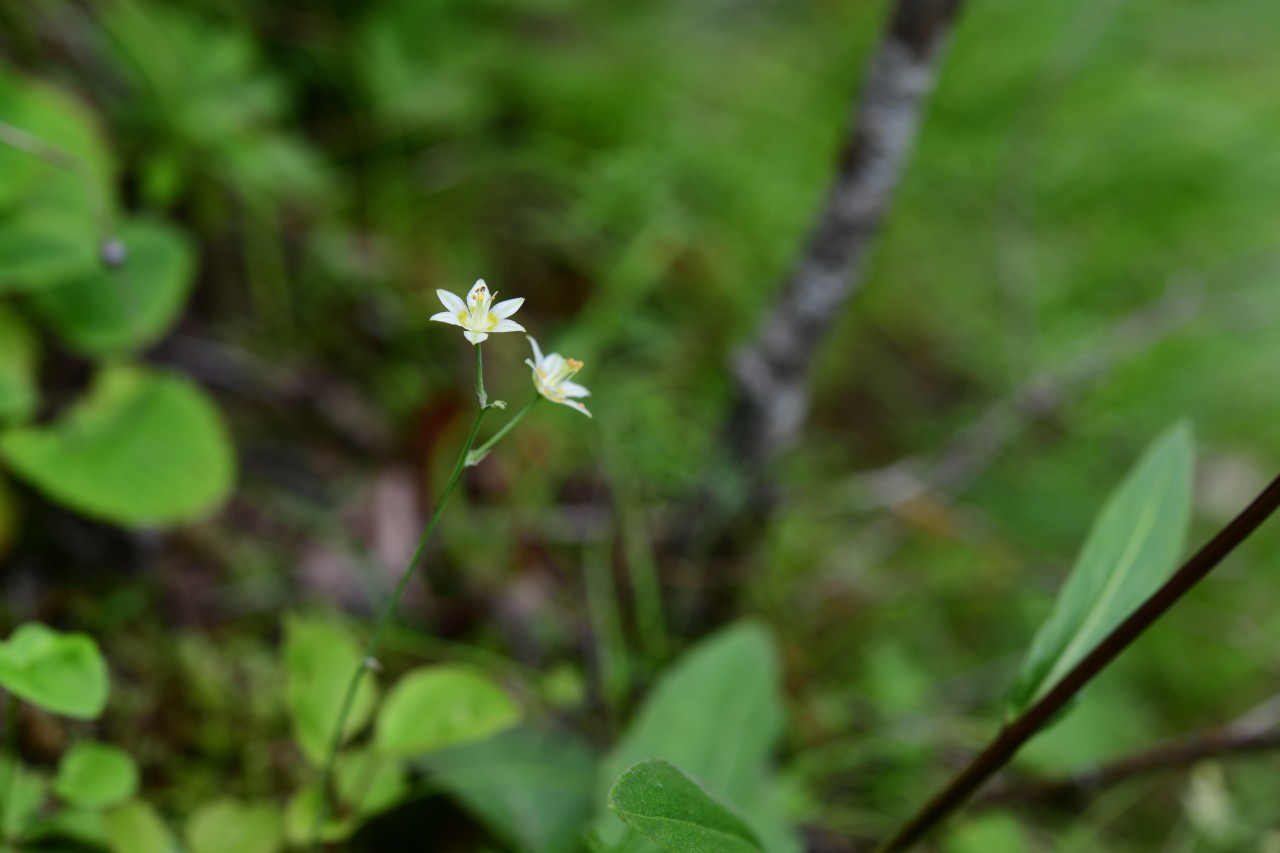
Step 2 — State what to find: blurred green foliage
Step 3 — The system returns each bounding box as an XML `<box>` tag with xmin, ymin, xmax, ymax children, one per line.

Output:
<box><xmin>2</xmin><ymin>0</ymin><xmax>1279</xmax><ymax>850</ymax></box>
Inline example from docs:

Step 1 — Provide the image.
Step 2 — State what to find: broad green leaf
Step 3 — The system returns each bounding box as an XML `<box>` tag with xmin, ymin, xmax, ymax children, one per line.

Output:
<box><xmin>24</xmin><ymin>807</ymin><xmax>107</xmax><ymax>847</ymax></box>
<box><xmin>0</xmin><ymin>365</ymin><xmax>235</xmax><ymax>526</ymax></box>
<box><xmin>283</xmin><ymin>613</ymin><xmax>378</xmax><ymax>766</ymax></box>
<box><xmin>1008</xmin><ymin>422</ymin><xmax>1195</xmax><ymax>716</ymax></box>
<box><xmin>335</xmin><ymin>748</ymin><xmax>407</xmax><ymax>817</ymax></box>
<box><xmin>608</xmin><ymin>760</ymin><xmax>762</xmax><ymax>853</ymax></box>
<box><xmin>186</xmin><ymin>799</ymin><xmax>282</xmax><ymax>853</ymax></box>
<box><xmin>103</xmin><ymin>800</ymin><xmax>176</xmax><ymax>853</ymax></box>
<box><xmin>282</xmin><ymin>786</ymin><xmax>356</xmax><ymax>846</ymax></box>
<box><xmin>30</xmin><ymin>219</ymin><xmax>196</xmax><ymax>357</ymax></box>
<box><xmin>0</xmin><ymin>199</ymin><xmax>99</xmax><ymax>293</ymax></box>
<box><xmin>420</xmin><ymin>726</ymin><xmax>597</xmax><ymax>853</ymax></box>
<box><xmin>374</xmin><ymin>666</ymin><xmax>519</xmax><ymax>758</ymax></box>
<box><xmin>595</xmin><ymin>622</ymin><xmax>796</xmax><ymax>853</ymax></box>
<box><xmin>0</xmin><ymin>756</ymin><xmax>47</xmax><ymax>840</ymax></box>
<box><xmin>0</xmin><ymin>623</ymin><xmax>108</xmax><ymax>719</ymax></box>
<box><xmin>54</xmin><ymin>742</ymin><xmax>139</xmax><ymax>810</ymax></box>
<box><xmin>0</xmin><ymin>304</ymin><xmax>39</xmax><ymax>424</ymax></box>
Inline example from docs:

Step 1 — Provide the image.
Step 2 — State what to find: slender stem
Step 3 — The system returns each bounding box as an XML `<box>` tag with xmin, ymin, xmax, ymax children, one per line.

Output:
<box><xmin>467</xmin><ymin>396</ymin><xmax>541</xmax><ymax>466</ymax></box>
<box><xmin>874</xmin><ymin>472</ymin><xmax>1280</xmax><ymax>852</ymax></box>
<box><xmin>474</xmin><ymin>343</ymin><xmax>487</xmax><ymax>408</ymax></box>
<box><xmin>308</xmin><ymin>406</ymin><xmax>489</xmax><ymax>850</ymax></box>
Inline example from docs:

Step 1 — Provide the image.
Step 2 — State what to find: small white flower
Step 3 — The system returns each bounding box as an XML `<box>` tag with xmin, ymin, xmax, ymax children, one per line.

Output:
<box><xmin>526</xmin><ymin>336</ymin><xmax>591</xmax><ymax>417</ymax></box>
<box><xmin>430</xmin><ymin>279</ymin><xmax>525</xmax><ymax>345</ymax></box>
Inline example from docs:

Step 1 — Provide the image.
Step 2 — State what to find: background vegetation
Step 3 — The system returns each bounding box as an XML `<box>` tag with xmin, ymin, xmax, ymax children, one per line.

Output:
<box><xmin>2</xmin><ymin>0</ymin><xmax>1280</xmax><ymax>850</ymax></box>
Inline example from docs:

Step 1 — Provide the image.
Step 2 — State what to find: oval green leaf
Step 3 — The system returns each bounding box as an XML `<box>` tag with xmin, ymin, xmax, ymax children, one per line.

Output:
<box><xmin>283</xmin><ymin>614</ymin><xmax>378</xmax><ymax>766</ymax></box>
<box><xmin>54</xmin><ymin>742</ymin><xmax>139</xmax><ymax>810</ymax></box>
<box><xmin>186</xmin><ymin>799</ymin><xmax>282</xmax><ymax>853</ymax></box>
<box><xmin>0</xmin><ymin>365</ymin><xmax>235</xmax><ymax>526</ymax></box>
<box><xmin>608</xmin><ymin>760</ymin><xmax>763</xmax><ymax>853</ymax></box>
<box><xmin>373</xmin><ymin>667</ymin><xmax>519</xmax><ymax>758</ymax></box>
<box><xmin>1008</xmin><ymin>422</ymin><xmax>1195</xmax><ymax>716</ymax></box>
<box><xmin>103</xmin><ymin>800</ymin><xmax>176</xmax><ymax>853</ymax></box>
<box><xmin>0</xmin><ymin>304</ymin><xmax>39</xmax><ymax>425</ymax></box>
<box><xmin>30</xmin><ymin>219</ymin><xmax>197</xmax><ymax>357</ymax></box>
<box><xmin>0</xmin><ymin>622</ymin><xmax>108</xmax><ymax>719</ymax></box>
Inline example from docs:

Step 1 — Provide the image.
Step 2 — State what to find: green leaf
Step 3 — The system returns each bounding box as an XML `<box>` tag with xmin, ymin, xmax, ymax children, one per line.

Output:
<box><xmin>335</xmin><ymin>748</ymin><xmax>407</xmax><ymax>817</ymax></box>
<box><xmin>0</xmin><ymin>305</ymin><xmax>39</xmax><ymax>424</ymax></box>
<box><xmin>374</xmin><ymin>666</ymin><xmax>519</xmax><ymax>758</ymax></box>
<box><xmin>283</xmin><ymin>613</ymin><xmax>378</xmax><ymax>766</ymax></box>
<box><xmin>29</xmin><ymin>219</ymin><xmax>196</xmax><ymax>357</ymax></box>
<box><xmin>0</xmin><ymin>755</ymin><xmax>47</xmax><ymax>840</ymax></box>
<box><xmin>1008</xmin><ymin>422</ymin><xmax>1195</xmax><ymax>716</ymax></box>
<box><xmin>608</xmin><ymin>760</ymin><xmax>762</xmax><ymax>853</ymax></box>
<box><xmin>54</xmin><ymin>742</ymin><xmax>139</xmax><ymax>810</ymax></box>
<box><xmin>282</xmin><ymin>786</ymin><xmax>355</xmax><ymax>846</ymax></box>
<box><xmin>595</xmin><ymin>622</ymin><xmax>796</xmax><ymax>852</ymax></box>
<box><xmin>103</xmin><ymin>800</ymin><xmax>176</xmax><ymax>853</ymax></box>
<box><xmin>0</xmin><ymin>365</ymin><xmax>235</xmax><ymax>526</ymax></box>
<box><xmin>0</xmin><ymin>199</ymin><xmax>99</xmax><ymax>293</ymax></box>
<box><xmin>0</xmin><ymin>623</ymin><xmax>109</xmax><ymax>719</ymax></box>
<box><xmin>420</xmin><ymin>726</ymin><xmax>597</xmax><ymax>853</ymax></box>
<box><xmin>186</xmin><ymin>799</ymin><xmax>282</xmax><ymax>853</ymax></box>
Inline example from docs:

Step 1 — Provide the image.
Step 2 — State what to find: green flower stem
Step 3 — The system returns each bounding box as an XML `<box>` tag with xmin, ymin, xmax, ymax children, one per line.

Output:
<box><xmin>466</xmin><ymin>396</ymin><xmax>541</xmax><ymax>467</ymax></box>
<box><xmin>474</xmin><ymin>343</ymin><xmax>487</xmax><ymax>408</ymax></box>
<box><xmin>309</xmin><ymin>405</ymin><xmax>489</xmax><ymax>850</ymax></box>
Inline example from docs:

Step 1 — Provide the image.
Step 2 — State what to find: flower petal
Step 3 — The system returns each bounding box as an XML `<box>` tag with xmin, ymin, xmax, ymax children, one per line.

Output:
<box><xmin>429</xmin><ymin>311</ymin><xmax>464</xmax><ymax>327</ymax></box>
<box><xmin>566</xmin><ymin>400</ymin><xmax>592</xmax><ymax>418</ymax></box>
<box><xmin>491</xmin><ymin>319</ymin><xmax>526</xmax><ymax>333</ymax></box>
<box><xmin>437</xmin><ymin>289</ymin><xmax>467</xmax><ymax>315</ymax></box>
<box><xmin>467</xmin><ymin>279</ymin><xmax>488</xmax><ymax>302</ymax></box>
<box><xmin>526</xmin><ymin>336</ymin><xmax>544</xmax><ymax>366</ymax></box>
<box><xmin>559</xmin><ymin>381</ymin><xmax>590</xmax><ymax>398</ymax></box>
<box><xmin>491</xmin><ymin>297</ymin><xmax>524</xmax><ymax>320</ymax></box>
<box><xmin>463</xmin><ymin>330</ymin><xmax>488</xmax><ymax>345</ymax></box>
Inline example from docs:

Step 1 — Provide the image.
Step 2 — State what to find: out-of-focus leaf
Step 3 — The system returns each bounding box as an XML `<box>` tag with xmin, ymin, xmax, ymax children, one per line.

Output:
<box><xmin>943</xmin><ymin>814</ymin><xmax>1032</xmax><ymax>853</ymax></box>
<box><xmin>420</xmin><ymin>726</ymin><xmax>596</xmax><ymax>853</ymax></box>
<box><xmin>335</xmin><ymin>748</ymin><xmax>407</xmax><ymax>817</ymax></box>
<box><xmin>283</xmin><ymin>613</ymin><xmax>378</xmax><ymax>766</ymax></box>
<box><xmin>103</xmin><ymin>800</ymin><xmax>176</xmax><ymax>853</ymax></box>
<box><xmin>0</xmin><ymin>304</ymin><xmax>39</xmax><ymax>424</ymax></box>
<box><xmin>0</xmin><ymin>755</ymin><xmax>47</xmax><ymax>840</ymax></box>
<box><xmin>30</xmin><ymin>219</ymin><xmax>196</xmax><ymax>357</ymax></box>
<box><xmin>0</xmin><ymin>623</ymin><xmax>108</xmax><ymax>719</ymax></box>
<box><xmin>186</xmin><ymin>799</ymin><xmax>282</xmax><ymax>853</ymax></box>
<box><xmin>595</xmin><ymin>622</ymin><xmax>797</xmax><ymax>852</ymax></box>
<box><xmin>608</xmin><ymin>760</ymin><xmax>762</xmax><ymax>853</ymax></box>
<box><xmin>0</xmin><ymin>199</ymin><xmax>99</xmax><ymax>293</ymax></box>
<box><xmin>1008</xmin><ymin>423</ymin><xmax>1194</xmax><ymax>716</ymax></box>
<box><xmin>374</xmin><ymin>667</ymin><xmax>519</xmax><ymax>758</ymax></box>
<box><xmin>0</xmin><ymin>365</ymin><xmax>235</xmax><ymax>526</ymax></box>
<box><xmin>282</xmin><ymin>786</ymin><xmax>355</xmax><ymax>846</ymax></box>
<box><xmin>54</xmin><ymin>742</ymin><xmax>139</xmax><ymax>810</ymax></box>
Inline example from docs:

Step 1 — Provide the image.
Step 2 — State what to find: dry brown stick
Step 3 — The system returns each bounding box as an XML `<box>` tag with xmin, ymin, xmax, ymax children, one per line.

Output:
<box><xmin>975</xmin><ymin>693</ymin><xmax>1280</xmax><ymax>813</ymax></box>
<box><xmin>726</xmin><ymin>0</ymin><xmax>966</xmax><ymax>476</ymax></box>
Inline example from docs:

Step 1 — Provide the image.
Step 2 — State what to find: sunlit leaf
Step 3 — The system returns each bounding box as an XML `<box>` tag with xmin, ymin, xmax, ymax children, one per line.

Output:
<box><xmin>186</xmin><ymin>799</ymin><xmax>282</xmax><ymax>853</ymax></box>
<box><xmin>0</xmin><ymin>623</ymin><xmax>109</xmax><ymax>719</ymax></box>
<box><xmin>103</xmin><ymin>800</ymin><xmax>176</xmax><ymax>853</ymax></box>
<box><xmin>30</xmin><ymin>219</ymin><xmax>196</xmax><ymax>357</ymax></box>
<box><xmin>283</xmin><ymin>613</ymin><xmax>378</xmax><ymax>766</ymax></box>
<box><xmin>1008</xmin><ymin>422</ymin><xmax>1195</xmax><ymax>716</ymax></box>
<box><xmin>54</xmin><ymin>742</ymin><xmax>139</xmax><ymax>810</ymax></box>
<box><xmin>0</xmin><ymin>365</ymin><xmax>235</xmax><ymax>526</ymax></box>
<box><xmin>420</xmin><ymin>726</ymin><xmax>596</xmax><ymax>853</ymax></box>
<box><xmin>374</xmin><ymin>667</ymin><xmax>519</xmax><ymax>758</ymax></box>
<box><xmin>608</xmin><ymin>760</ymin><xmax>762</xmax><ymax>853</ymax></box>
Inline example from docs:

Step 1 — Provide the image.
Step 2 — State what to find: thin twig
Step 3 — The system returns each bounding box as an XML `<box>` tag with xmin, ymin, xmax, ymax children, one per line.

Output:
<box><xmin>976</xmin><ymin>693</ymin><xmax>1280</xmax><ymax>812</ymax></box>
<box><xmin>873</xmin><ymin>472</ymin><xmax>1280</xmax><ymax>852</ymax></box>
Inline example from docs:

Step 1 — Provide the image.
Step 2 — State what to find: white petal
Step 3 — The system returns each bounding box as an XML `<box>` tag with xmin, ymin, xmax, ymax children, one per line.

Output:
<box><xmin>543</xmin><ymin>354</ymin><xmax>565</xmax><ymax>375</ymax></box>
<box><xmin>467</xmin><ymin>279</ymin><xmax>488</xmax><ymax>302</ymax></box>
<box><xmin>429</xmin><ymin>311</ymin><xmax>464</xmax><ymax>327</ymax></box>
<box><xmin>526</xmin><ymin>336</ymin><xmax>544</xmax><ymax>366</ymax></box>
<box><xmin>491</xmin><ymin>297</ymin><xmax>524</xmax><ymax>319</ymax></box>
<box><xmin>464</xmin><ymin>330</ymin><xmax>488</xmax><ymax>344</ymax></box>
<box><xmin>566</xmin><ymin>400</ymin><xmax>592</xmax><ymax>418</ymax></box>
<box><xmin>491</xmin><ymin>319</ymin><xmax>525</xmax><ymax>333</ymax></box>
<box><xmin>437</xmin><ymin>289</ymin><xmax>467</xmax><ymax>315</ymax></box>
<box><xmin>559</xmin><ymin>381</ymin><xmax>590</xmax><ymax>398</ymax></box>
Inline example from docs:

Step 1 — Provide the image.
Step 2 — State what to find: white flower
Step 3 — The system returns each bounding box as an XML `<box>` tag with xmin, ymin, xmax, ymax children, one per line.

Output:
<box><xmin>526</xmin><ymin>336</ymin><xmax>591</xmax><ymax>417</ymax></box>
<box><xmin>430</xmin><ymin>279</ymin><xmax>525</xmax><ymax>345</ymax></box>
